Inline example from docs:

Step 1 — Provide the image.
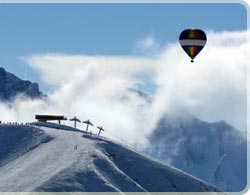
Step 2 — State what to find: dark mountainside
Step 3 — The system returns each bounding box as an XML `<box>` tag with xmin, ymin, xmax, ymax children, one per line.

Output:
<box><xmin>0</xmin><ymin>67</ymin><xmax>45</xmax><ymax>101</ymax></box>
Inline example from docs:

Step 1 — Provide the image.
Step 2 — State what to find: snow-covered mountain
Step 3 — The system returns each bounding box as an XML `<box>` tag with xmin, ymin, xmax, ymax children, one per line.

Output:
<box><xmin>122</xmin><ymin>89</ymin><xmax>247</xmax><ymax>192</ymax></box>
<box><xmin>0</xmin><ymin>67</ymin><xmax>45</xmax><ymax>101</ymax></box>
<box><xmin>0</xmin><ymin>68</ymin><xmax>246</xmax><ymax>192</ymax></box>
<box><xmin>0</xmin><ymin>122</ymin><xmax>219</xmax><ymax>192</ymax></box>
<box><xmin>146</xmin><ymin>112</ymin><xmax>247</xmax><ymax>192</ymax></box>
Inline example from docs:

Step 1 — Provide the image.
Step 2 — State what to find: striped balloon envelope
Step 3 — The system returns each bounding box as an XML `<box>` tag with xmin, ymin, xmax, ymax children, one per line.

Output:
<box><xmin>179</xmin><ymin>29</ymin><xmax>207</xmax><ymax>63</ymax></box>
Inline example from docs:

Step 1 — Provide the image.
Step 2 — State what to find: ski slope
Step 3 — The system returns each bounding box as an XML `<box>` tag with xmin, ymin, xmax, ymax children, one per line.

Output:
<box><xmin>0</xmin><ymin>122</ymin><xmax>220</xmax><ymax>192</ymax></box>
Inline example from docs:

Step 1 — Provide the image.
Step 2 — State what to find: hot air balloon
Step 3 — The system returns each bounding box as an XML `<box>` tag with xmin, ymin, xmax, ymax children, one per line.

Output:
<box><xmin>179</xmin><ymin>29</ymin><xmax>207</xmax><ymax>63</ymax></box>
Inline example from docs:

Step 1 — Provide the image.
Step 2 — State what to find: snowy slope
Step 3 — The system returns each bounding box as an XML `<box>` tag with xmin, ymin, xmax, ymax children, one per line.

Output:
<box><xmin>0</xmin><ymin>122</ymin><xmax>220</xmax><ymax>192</ymax></box>
<box><xmin>147</xmin><ymin>113</ymin><xmax>247</xmax><ymax>192</ymax></box>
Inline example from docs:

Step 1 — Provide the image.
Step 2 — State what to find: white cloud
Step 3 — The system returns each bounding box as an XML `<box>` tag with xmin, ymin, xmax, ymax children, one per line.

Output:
<box><xmin>152</xmin><ymin>30</ymin><xmax>247</xmax><ymax>131</ymax></box>
<box><xmin>136</xmin><ymin>35</ymin><xmax>155</xmax><ymax>50</ymax></box>
<box><xmin>135</xmin><ymin>35</ymin><xmax>162</xmax><ymax>56</ymax></box>
<box><xmin>1</xmin><ymin>30</ymin><xmax>247</xmax><ymax>147</ymax></box>
<box><xmin>24</xmin><ymin>54</ymin><xmax>157</xmax><ymax>87</ymax></box>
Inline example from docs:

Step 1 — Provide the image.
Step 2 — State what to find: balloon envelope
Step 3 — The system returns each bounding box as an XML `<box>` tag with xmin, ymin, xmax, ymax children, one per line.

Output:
<box><xmin>179</xmin><ymin>29</ymin><xmax>207</xmax><ymax>62</ymax></box>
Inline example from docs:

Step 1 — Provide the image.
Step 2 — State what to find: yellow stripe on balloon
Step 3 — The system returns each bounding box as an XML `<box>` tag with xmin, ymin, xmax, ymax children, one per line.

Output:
<box><xmin>189</xmin><ymin>46</ymin><xmax>195</xmax><ymax>57</ymax></box>
<box><xmin>189</xmin><ymin>30</ymin><xmax>195</xmax><ymax>38</ymax></box>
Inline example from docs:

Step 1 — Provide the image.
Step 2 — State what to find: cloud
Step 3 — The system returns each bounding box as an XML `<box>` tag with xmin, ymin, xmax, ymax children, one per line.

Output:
<box><xmin>135</xmin><ymin>35</ymin><xmax>162</xmax><ymax>56</ymax></box>
<box><xmin>1</xmin><ymin>30</ymin><xmax>247</xmax><ymax>147</ymax></box>
<box><xmin>152</xmin><ymin>30</ymin><xmax>247</xmax><ymax>131</ymax></box>
<box><xmin>23</xmin><ymin>54</ymin><xmax>157</xmax><ymax>87</ymax></box>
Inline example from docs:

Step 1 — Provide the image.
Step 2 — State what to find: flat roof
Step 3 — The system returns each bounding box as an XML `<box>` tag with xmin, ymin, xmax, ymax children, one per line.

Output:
<box><xmin>35</xmin><ymin>115</ymin><xmax>67</xmax><ymax>120</ymax></box>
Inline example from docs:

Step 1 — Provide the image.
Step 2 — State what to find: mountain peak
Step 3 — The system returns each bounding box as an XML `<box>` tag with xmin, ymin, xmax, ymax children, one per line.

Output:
<box><xmin>0</xmin><ymin>67</ymin><xmax>46</xmax><ymax>101</ymax></box>
<box><xmin>147</xmin><ymin>113</ymin><xmax>247</xmax><ymax>192</ymax></box>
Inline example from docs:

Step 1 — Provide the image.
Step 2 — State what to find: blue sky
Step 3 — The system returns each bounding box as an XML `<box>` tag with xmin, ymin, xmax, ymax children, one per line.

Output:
<box><xmin>0</xmin><ymin>3</ymin><xmax>247</xmax><ymax>92</ymax></box>
<box><xmin>0</xmin><ymin>3</ymin><xmax>247</xmax><ymax>132</ymax></box>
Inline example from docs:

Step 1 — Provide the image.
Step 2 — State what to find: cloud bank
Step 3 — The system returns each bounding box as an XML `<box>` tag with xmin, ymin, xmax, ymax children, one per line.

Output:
<box><xmin>0</xmin><ymin>30</ymin><xmax>247</xmax><ymax>147</ymax></box>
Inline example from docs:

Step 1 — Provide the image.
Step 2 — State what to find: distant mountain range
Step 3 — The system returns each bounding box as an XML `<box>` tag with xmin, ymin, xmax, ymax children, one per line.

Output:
<box><xmin>0</xmin><ymin>67</ymin><xmax>45</xmax><ymax>101</ymax></box>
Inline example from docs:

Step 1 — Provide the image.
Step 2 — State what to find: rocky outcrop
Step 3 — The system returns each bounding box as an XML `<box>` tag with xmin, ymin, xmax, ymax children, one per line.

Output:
<box><xmin>0</xmin><ymin>67</ymin><xmax>45</xmax><ymax>101</ymax></box>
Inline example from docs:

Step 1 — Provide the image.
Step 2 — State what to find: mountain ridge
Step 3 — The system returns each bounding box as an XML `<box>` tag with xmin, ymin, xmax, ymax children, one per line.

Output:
<box><xmin>0</xmin><ymin>67</ymin><xmax>45</xmax><ymax>101</ymax></box>
<box><xmin>0</xmin><ymin>122</ymin><xmax>220</xmax><ymax>192</ymax></box>
<box><xmin>146</xmin><ymin>112</ymin><xmax>247</xmax><ymax>192</ymax></box>
<box><xmin>0</xmin><ymin>68</ymin><xmax>246</xmax><ymax>192</ymax></box>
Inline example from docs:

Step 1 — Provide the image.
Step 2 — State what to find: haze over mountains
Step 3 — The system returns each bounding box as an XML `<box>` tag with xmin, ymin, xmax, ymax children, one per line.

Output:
<box><xmin>122</xmin><ymin>88</ymin><xmax>247</xmax><ymax>192</ymax></box>
<box><xmin>146</xmin><ymin>112</ymin><xmax>247</xmax><ymax>192</ymax></box>
<box><xmin>0</xmin><ymin>67</ymin><xmax>247</xmax><ymax>192</ymax></box>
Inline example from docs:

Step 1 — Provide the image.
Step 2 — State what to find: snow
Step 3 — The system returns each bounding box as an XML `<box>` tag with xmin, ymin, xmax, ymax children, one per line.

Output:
<box><xmin>0</xmin><ymin>123</ymin><xmax>220</xmax><ymax>192</ymax></box>
<box><xmin>147</xmin><ymin>113</ymin><xmax>247</xmax><ymax>192</ymax></box>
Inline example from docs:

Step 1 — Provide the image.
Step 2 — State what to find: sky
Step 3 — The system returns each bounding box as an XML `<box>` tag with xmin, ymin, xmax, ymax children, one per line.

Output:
<box><xmin>0</xmin><ymin>3</ymin><xmax>248</xmax><ymax>145</ymax></box>
<box><xmin>0</xmin><ymin>3</ymin><xmax>247</xmax><ymax>92</ymax></box>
